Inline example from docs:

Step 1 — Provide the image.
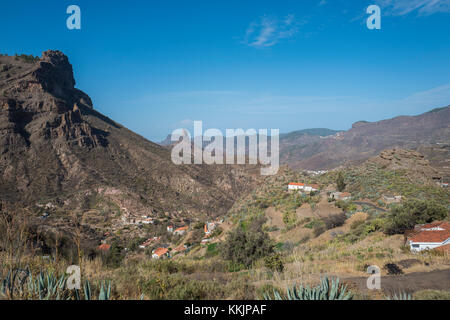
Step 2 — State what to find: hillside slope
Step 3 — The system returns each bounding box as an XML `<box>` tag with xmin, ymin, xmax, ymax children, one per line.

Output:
<box><xmin>0</xmin><ymin>51</ymin><xmax>260</xmax><ymax>219</ymax></box>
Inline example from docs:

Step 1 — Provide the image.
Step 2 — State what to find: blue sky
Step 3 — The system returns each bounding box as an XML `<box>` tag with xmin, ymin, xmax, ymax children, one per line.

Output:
<box><xmin>1</xmin><ymin>0</ymin><xmax>449</xmax><ymax>141</ymax></box>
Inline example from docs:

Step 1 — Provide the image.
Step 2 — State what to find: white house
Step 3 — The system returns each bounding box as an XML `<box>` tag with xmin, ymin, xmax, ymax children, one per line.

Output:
<box><xmin>382</xmin><ymin>194</ymin><xmax>402</xmax><ymax>203</ymax></box>
<box><xmin>409</xmin><ymin>222</ymin><xmax>450</xmax><ymax>252</ymax></box>
<box><xmin>204</xmin><ymin>222</ymin><xmax>216</xmax><ymax>235</ymax></box>
<box><xmin>288</xmin><ymin>183</ymin><xmax>305</xmax><ymax>191</ymax></box>
<box><xmin>142</xmin><ymin>218</ymin><xmax>154</xmax><ymax>225</ymax></box>
<box><xmin>304</xmin><ymin>184</ymin><xmax>320</xmax><ymax>192</ymax></box>
<box><xmin>330</xmin><ymin>192</ymin><xmax>351</xmax><ymax>201</ymax></box>
<box><xmin>167</xmin><ymin>225</ymin><xmax>174</xmax><ymax>233</ymax></box>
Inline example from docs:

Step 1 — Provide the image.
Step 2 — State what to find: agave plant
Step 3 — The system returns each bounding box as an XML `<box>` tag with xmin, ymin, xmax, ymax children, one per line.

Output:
<box><xmin>98</xmin><ymin>281</ymin><xmax>111</xmax><ymax>300</ymax></box>
<box><xmin>386</xmin><ymin>291</ymin><xmax>412</xmax><ymax>300</ymax></box>
<box><xmin>0</xmin><ymin>268</ymin><xmax>30</xmax><ymax>299</ymax></box>
<box><xmin>1</xmin><ymin>269</ymin><xmax>112</xmax><ymax>300</ymax></box>
<box><xmin>263</xmin><ymin>276</ymin><xmax>353</xmax><ymax>300</ymax></box>
<box><xmin>27</xmin><ymin>271</ymin><xmax>69</xmax><ymax>300</ymax></box>
<box><xmin>82</xmin><ymin>279</ymin><xmax>111</xmax><ymax>300</ymax></box>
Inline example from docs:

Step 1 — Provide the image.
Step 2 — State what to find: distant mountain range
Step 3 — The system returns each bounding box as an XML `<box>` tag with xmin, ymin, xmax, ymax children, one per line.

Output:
<box><xmin>160</xmin><ymin>107</ymin><xmax>449</xmax><ymax>177</ymax></box>
<box><xmin>279</xmin><ymin>106</ymin><xmax>450</xmax><ymax>173</ymax></box>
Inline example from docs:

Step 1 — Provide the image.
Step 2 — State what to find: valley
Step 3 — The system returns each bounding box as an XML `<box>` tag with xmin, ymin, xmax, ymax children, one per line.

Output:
<box><xmin>0</xmin><ymin>51</ymin><xmax>449</xmax><ymax>301</ymax></box>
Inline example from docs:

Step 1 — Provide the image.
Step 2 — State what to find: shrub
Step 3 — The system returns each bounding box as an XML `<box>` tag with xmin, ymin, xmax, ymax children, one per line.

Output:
<box><xmin>322</xmin><ymin>213</ymin><xmax>347</xmax><ymax>230</ymax></box>
<box><xmin>336</xmin><ymin>172</ymin><xmax>346</xmax><ymax>192</ymax></box>
<box><xmin>384</xmin><ymin>263</ymin><xmax>403</xmax><ymax>275</ymax></box>
<box><xmin>384</xmin><ymin>199</ymin><xmax>448</xmax><ymax>235</ymax></box>
<box><xmin>282</xmin><ymin>210</ymin><xmax>297</xmax><ymax>229</ymax></box>
<box><xmin>105</xmin><ymin>242</ymin><xmax>124</xmax><ymax>268</ymax></box>
<box><xmin>313</xmin><ymin>222</ymin><xmax>326</xmax><ymax>237</ymax></box>
<box><xmin>264</xmin><ymin>253</ymin><xmax>284</xmax><ymax>272</ymax></box>
<box><xmin>220</xmin><ymin>216</ymin><xmax>274</xmax><ymax>268</ymax></box>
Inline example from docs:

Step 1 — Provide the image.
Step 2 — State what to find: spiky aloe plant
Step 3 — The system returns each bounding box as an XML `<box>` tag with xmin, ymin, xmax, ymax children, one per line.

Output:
<box><xmin>263</xmin><ymin>276</ymin><xmax>353</xmax><ymax>300</ymax></box>
<box><xmin>1</xmin><ymin>269</ymin><xmax>112</xmax><ymax>300</ymax></box>
<box><xmin>1</xmin><ymin>268</ymin><xmax>30</xmax><ymax>299</ymax></box>
<box><xmin>82</xmin><ymin>279</ymin><xmax>111</xmax><ymax>300</ymax></box>
<box><xmin>27</xmin><ymin>272</ymin><xmax>69</xmax><ymax>300</ymax></box>
<box><xmin>98</xmin><ymin>281</ymin><xmax>111</xmax><ymax>300</ymax></box>
<box><xmin>386</xmin><ymin>291</ymin><xmax>412</xmax><ymax>300</ymax></box>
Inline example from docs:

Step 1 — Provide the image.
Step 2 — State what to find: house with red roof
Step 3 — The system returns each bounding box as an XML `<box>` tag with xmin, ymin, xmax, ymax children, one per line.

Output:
<box><xmin>288</xmin><ymin>183</ymin><xmax>305</xmax><ymax>191</ymax></box>
<box><xmin>152</xmin><ymin>247</ymin><xmax>169</xmax><ymax>259</ymax></box>
<box><xmin>331</xmin><ymin>192</ymin><xmax>352</xmax><ymax>201</ymax></box>
<box><xmin>174</xmin><ymin>226</ymin><xmax>189</xmax><ymax>235</ymax></box>
<box><xmin>98</xmin><ymin>244</ymin><xmax>111</xmax><ymax>252</ymax></box>
<box><xmin>204</xmin><ymin>222</ymin><xmax>216</xmax><ymax>235</ymax></box>
<box><xmin>408</xmin><ymin>221</ymin><xmax>450</xmax><ymax>252</ymax></box>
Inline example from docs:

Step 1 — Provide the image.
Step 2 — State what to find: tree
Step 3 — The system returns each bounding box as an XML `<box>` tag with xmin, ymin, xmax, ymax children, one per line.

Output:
<box><xmin>384</xmin><ymin>199</ymin><xmax>448</xmax><ymax>235</ymax></box>
<box><xmin>336</xmin><ymin>172</ymin><xmax>346</xmax><ymax>192</ymax></box>
<box><xmin>221</xmin><ymin>216</ymin><xmax>274</xmax><ymax>268</ymax></box>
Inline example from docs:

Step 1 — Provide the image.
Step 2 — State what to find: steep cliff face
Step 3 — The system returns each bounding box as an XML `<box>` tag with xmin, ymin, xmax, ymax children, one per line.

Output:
<box><xmin>0</xmin><ymin>51</ymin><xmax>260</xmax><ymax>218</ymax></box>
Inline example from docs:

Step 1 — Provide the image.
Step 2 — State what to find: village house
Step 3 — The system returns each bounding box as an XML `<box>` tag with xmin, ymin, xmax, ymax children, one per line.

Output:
<box><xmin>304</xmin><ymin>184</ymin><xmax>320</xmax><ymax>193</ymax></box>
<box><xmin>174</xmin><ymin>226</ymin><xmax>189</xmax><ymax>236</ymax></box>
<box><xmin>173</xmin><ymin>244</ymin><xmax>188</xmax><ymax>254</ymax></box>
<box><xmin>167</xmin><ymin>225</ymin><xmax>174</xmax><ymax>233</ymax></box>
<box><xmin>288</xmin><ymin>183</ymin><xmax>305</xmax><ymax>191</ymax></box>
<box><xmin>98</xmin><ymin>244</ymin><xmax>111</xmax><ymax>252</ymax></box>
<box><xmin>152</xmin><ymin>247</ymin><xmax>169</xmax><ymax>259</ymax></box>
<box><xmin>204</xmin><ymin>222</ymin><xmax>216</xmax><ymax>235</ymax></box>
<box><xmin>141</xmin><ymin>218</ymin><xmax>154</xmax><ymax>225</ymax></box>
<box><xmin>288</xmin><ymin>183</ymin><xmax>319</xmax><ymax>193</ymax></box>
<box><xmin>408</xmin><ymin>221</ymin><xmax>450</xmax><ymax>252</ymax></box>
<box><xmin>139</xmin><ymin>237</ymin><xmax>160</xmax><ymax>249</ymax></box>
<box><xmin>330</xmin><ymin>192</ymin><xmax>352</xmax><ymax>201</ymax></box>
<box><xmin>382</xmin><ymin>194</ymin><xmax>402</xmax><ymax>203</ymax></box>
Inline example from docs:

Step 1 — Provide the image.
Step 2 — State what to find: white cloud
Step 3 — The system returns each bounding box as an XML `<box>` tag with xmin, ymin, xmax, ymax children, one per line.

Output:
<box><xmin>243</xmin><ymin>14</ymin><xmax>299</xmax><ymax>48</ymax></box>
<box><xmin>376</xmin><ymin>0</ymin><xmax>450</xmax><ymax>16</ymax></box>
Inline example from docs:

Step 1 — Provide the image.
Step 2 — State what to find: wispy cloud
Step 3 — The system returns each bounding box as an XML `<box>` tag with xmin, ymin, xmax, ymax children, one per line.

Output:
<box><xmin>375</xmin><ymin>0</ymin><xmax>450</xmax><ymax>16</ymax></box>
<box><xmin>400</xmin><ymin>83</ymin><xmax>450</xmax><ymax>106</ymax></box>
<box><xmin>243</xmin><ymin>14</ymin><xmax>300</xmax><ymax>48</ymax></box>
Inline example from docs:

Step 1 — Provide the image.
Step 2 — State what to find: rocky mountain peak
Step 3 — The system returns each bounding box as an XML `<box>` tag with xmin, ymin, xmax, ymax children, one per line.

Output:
<box><xmin>36</xmin><ymin>50</ymin><xmax>76</xmax><ymax>94</ymax></box>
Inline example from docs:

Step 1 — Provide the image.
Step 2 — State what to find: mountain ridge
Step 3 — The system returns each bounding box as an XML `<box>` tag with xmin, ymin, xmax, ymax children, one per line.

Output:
<box><xmin>0</xmin><ymin>51</ymin><xmax>260</xmax><ymax>220</ymax></box>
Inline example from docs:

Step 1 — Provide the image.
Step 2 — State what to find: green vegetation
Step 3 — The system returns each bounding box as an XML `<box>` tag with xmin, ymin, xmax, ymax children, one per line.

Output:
<box><xmin>384</xmin><ymin>199</ymin><xmax>448</xmax><ymax>235</ymax></box>
<box><xmin>282</xmin><ymin>209</ymin><xmax>298</xmax><ymax>229</ymax></box>
<box><xmin>104</xmin><ymin>242</ymin><xmax>125</xmax><ymax>268</ymax></box>
<box><xmin>325</xmin><ymin>165</ymin><xmax>450</xmax><ymax>206</ymax></box>
<box><xmin>264</xmin><ymin>253</ymin><xmax>284</xmax><ymax>272</ymax></box>
<box><xmin>220</xmin><ymin>217</ymin><xmax>274</xmax><ymax>268</ymax></box>
<box><xmin>386</xmin><ymin>291</ymin><xmax>412</xmax><ymax>300</ymax></box>
<box><xmin>336</xmin><ymin>171</ymin><xmax>346</xmax><ymax>192</ymax></box>
<box><xmin>0</xmin><ymin>270</ymin><xmax>111</xmax><ymax>300</ymax></box>
<box><xmin>263</xmin><ymin>276</ymin><xmax>353</xmax><ymax>300</ymax></box>
<box><xmin>15</xmin><ymin>54</ymin><xmax>39</xmax><ymax>64</ymax></box>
